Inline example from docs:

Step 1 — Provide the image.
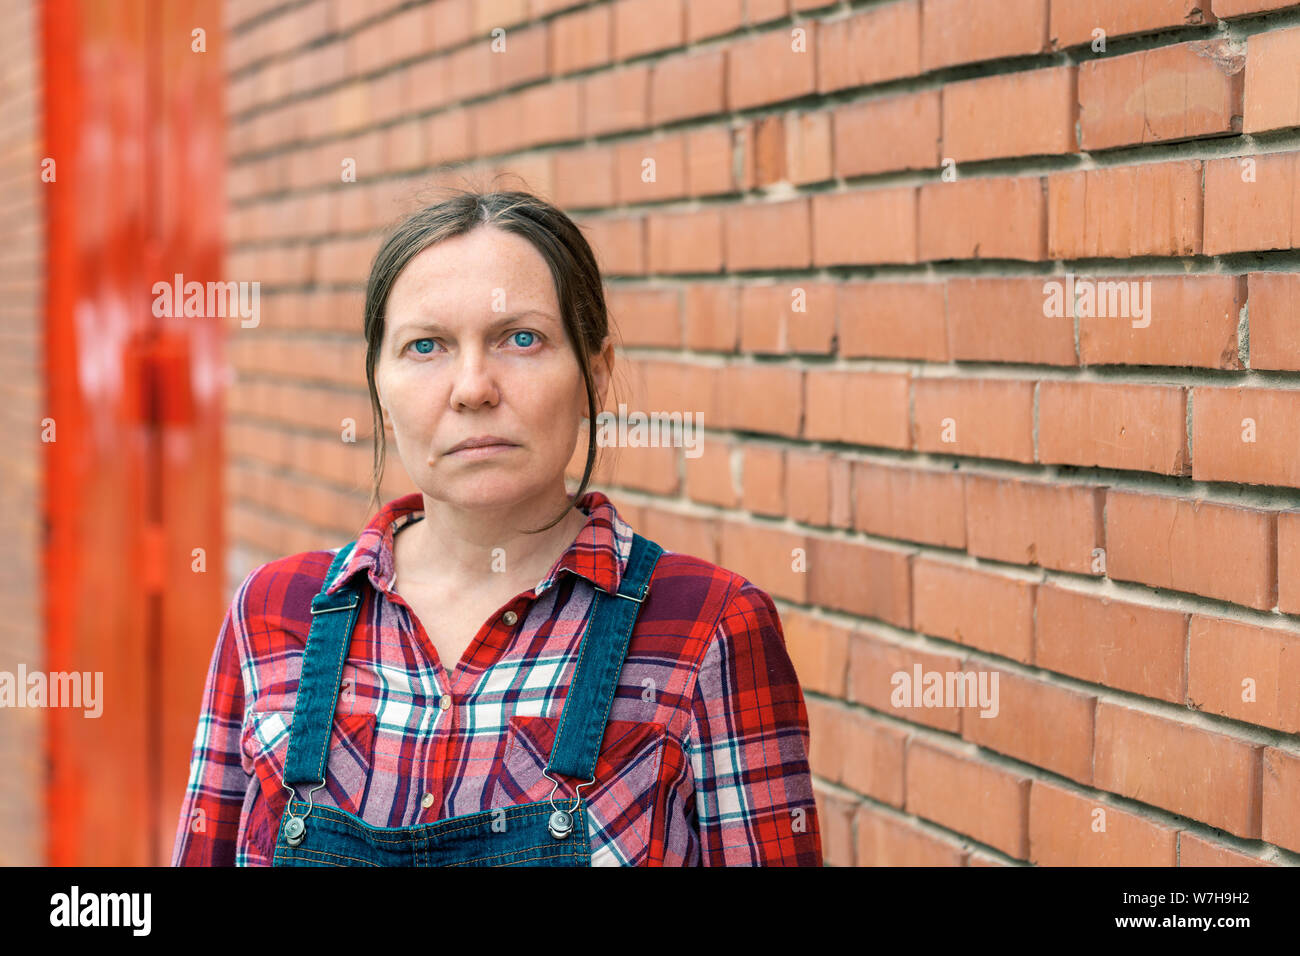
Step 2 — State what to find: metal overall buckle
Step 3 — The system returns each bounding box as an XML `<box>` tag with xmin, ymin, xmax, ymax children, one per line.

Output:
<box><xmin>279</xmin><ymin>777</ymin><xmax>326</xmax><ymax>847</ymax></box>
<box><xmin>279</xmin><ymin>593</ymin><xmax>358</xmax><ymax>847</ymax></box>
<box><xmin>540</xmin><ymin>768</ymin><xmax>595</xmax><ymax>840</ymax></box>
<box><xmin>532</xmin><ymin>581</ymin><xmax>644</xmax><ymax>840</ymax></box>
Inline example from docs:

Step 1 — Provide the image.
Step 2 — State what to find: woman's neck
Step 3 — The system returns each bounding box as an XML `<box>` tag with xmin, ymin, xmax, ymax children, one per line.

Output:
<box><xmin>392</xmin><ymin>495</ymin><xmax>587</xmax><ymax>593</ymax></box>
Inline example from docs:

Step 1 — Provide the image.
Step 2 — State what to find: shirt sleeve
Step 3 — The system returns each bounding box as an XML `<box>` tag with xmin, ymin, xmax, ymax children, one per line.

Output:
<box><xmin>685</xmin><ymin>580</ymin><xmax>824</xmax><ymax>866</ymax></box>
<box><xmin>170</xmin><ymin>577</ymin><xmax>253</xmax><ymax>867</ymax></box>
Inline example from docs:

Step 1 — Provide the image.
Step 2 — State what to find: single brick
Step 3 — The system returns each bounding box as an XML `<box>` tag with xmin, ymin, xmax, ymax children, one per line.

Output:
<box><xmin>963</xmin><ymin>475</ymin><xmax>1103</xmax><ymax>573</ymax></box>
<box><xmin>961</xmin><ymin>666</ymin><xmax>1096</xmax><ymax>784</ymax></box>
<box><xmin>650</xmin><ymin>50</ymin><xmax>725</xmax><ymax>125</ymax></box>
<box><xmin>646</xmin><ymin>208</ymin><xmax>723</xmax><ymax>273</ymax></box>
<box><xmin>1105</xmin><ymin>490</ymin><xmax>1277</xmax><ymax>609</ymax></box>
<box><xmin>1050</xmin><ymin>0</ymin><xmax>1216</xmax><ymax>48</ymax></box>
<box><xmin>943</xmin><ymin>66</ymin><xmax>1077</xmax><ymax>161</ymax></box>
<box><xmin>1094</xmin><ymin>702</ymin><xmax>1262</xmax><ymax>839</ymax></box>
<box><xmin>1262</xmin><ymin>747</ymin><xmax>1300</xmax><ymax>854</ymax></box>
<box><xmin>853</xmin><ymin>460</ymin><xmax>966</xmax><ymax>549</ymax></box>
<box><xmin>812</xmin><ymin>188</ymin><xmax>918</xmax><ymax>265</ymax></box>
<box><xmin>684</xmin><ymin>435</ymin><xmax>739</xmax><ymax>509</ymax></box>
<box><xmin>912</xmin><ymin>377</ymin><xmax>1037</xmax><ymax>463</ymax></box>
<box><xmin>922</xmin><ymin>0</ymin><xmax>1050</xmax><ymax>69</ymax></box>
<box><xmin>1245</xmin><ymin>272</ymin><xmax>1300</xmax><ymax>370</ymax></box>
<box><xmin>1035</xmin><ymin>584</ymin><xmax>1187</xmax><ymax>702</ymax></box>
<box><xmin>1244</xmin><ymin>26</ymin><xmax>1300</xmax><ymax>134</ymax></box>
<box><xmin>919</xmin><ymin>177</ymin><xmax>1047</xmax><ymax>261</ymax></box>
<box><xmin>721</xmin><ymin>363</ymin><xmax>803</xmax><ymax>437</ymax></box>
<box><xmin>1187</xmin><ymin>614</ymin><xmax>1300</xmax><ymax>733</ymax></box>
<box><xmin>728</xmin><ymin>23</ymin><xmax>819</xmax><ymax>111</ymax></box>
<box><xmin>1030</xmin><ymin>781</ymin><xmax>1179</xmax><ymax>865</ymax></box>
<box><xmin>1190</xmin><ymin>386</ymin><xmax>1300</xmax><ymax>487</ymax></box>
<box><xmin>1216</xmin><ymin>0</ymin><xmax>1300</xmax><ymax>12</ymax></box>
<box><xmin>723</xmin><ymin>198</ymin><xmax>812</xmax><ymax>271</ymax></box>
<box><xmin>1179</xmin><ymin>832</ymin><xmax>1273</xmax><ymax>866</ymax></box>
<box><xmin>840</xmin><ymin>711</ymin><xmax>908</xmax><ymax>806</ymax></box>
<box><xmin>1216</xmin><ymin>0</ymin><xmax>1300</xmax><ymax>17</ymax></box>
<box><xmin>804</xmin><ymin>369</ymin><xmax>912</xmax><ymax>448</ymax></box>
<box><xmin>1076</xmin><ymin>274</ymin><xmax>1245</xmax><ymax>369</ymax></box>
<box><xmin>833</xmin><ymin>90</ymin><xmax>940</xmax><ymax>178</ymax></box>
<box><xmin>1036</xmin><ymin>381</ymin><xmax>1189</xmax><ymax>475</ymax></box>
<box><xmin>912</xmin><ymin>558</ymin><xmax>1035</xmax><ymax>662</ymax></box>
<box><xmin>1203</xmin><ymin>152</ymin><xmax>1300</xmax><ymax>255</ymax></box>
<box><xmin>818</xmin><ymin>0</ymin><xmax>921</xmax><ymax>91</ymax></box>
<box><xmin>946</xmin><ymin>277</ymin><xmax>1076</xmax><ymax>365</ymax></box>
<box><xmin>741</xmin><ymin>445</ymin><xmax>786</xmax><ymax>517</ymax></box>
<box><xmin>905</xmin><ymin>739</ymin><xmax>1032</xmax><ymax>858</ymax></box>
<box><xmin>807</xmin><ymin>535</ymin><xmax>913</xmax><ymax>627</ymax></box>
<box><xmin>1048</xmin><ymin>160</ymin><xmax>1203</xmax><ymax>258</ymax></box>
<box><xmin>838</xmin><ymin>282</ymin><xmax>948</xmax><ymax>361</ymax></box>
<box><xmin>1078</xmin><ymin>40</ymin><xmax>1244</xmax><ymax>149</ymax></box>
<box><xmin>856</xmin><ymin>806</ymin><xmax>968</xmax><ymax>865</ymax></box>
<box><xmin>848</xmin><ymin>631</ymin><xmax>966</xmax><ymax>733</ymax></box>
<box><xmin>1279</xmin><ymin>511</ymin><xmax>1300</xmax><ymax>613</ymax></box>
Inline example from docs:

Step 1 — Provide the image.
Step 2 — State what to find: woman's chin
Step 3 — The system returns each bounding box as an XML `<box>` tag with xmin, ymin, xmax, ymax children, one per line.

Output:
<box><xmin>420</xmin><ymin>473</ymin><xmax>541</xmax><ymax>509</ymax></box>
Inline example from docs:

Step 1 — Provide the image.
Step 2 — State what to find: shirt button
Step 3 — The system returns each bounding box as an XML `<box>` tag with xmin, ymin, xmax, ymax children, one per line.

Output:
<box><xmin>502</xmin><ymin>610</ymin><xmax>518</xmax><ymax>626</ymax></box>
<box><xmin>421</xmin><ymin>793</ymin><xmax>434</xmax><ymax>808</ymax></box>
<box><xmin>438</xmin><ymin>694</ymin><xmax>451</xmax><ymax>711</ymax></box>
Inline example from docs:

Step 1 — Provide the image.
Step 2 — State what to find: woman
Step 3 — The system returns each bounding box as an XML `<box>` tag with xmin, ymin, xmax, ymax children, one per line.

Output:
<box><xmin>171</xmin><ymin>189</ymin><xmax>822</xmax><ymax>866</ymax></box>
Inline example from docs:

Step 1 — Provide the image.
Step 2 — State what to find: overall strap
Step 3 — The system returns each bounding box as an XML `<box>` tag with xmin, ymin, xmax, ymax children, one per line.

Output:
<box><xmin>283</xmin><ymin>541</ymin><xmax>363</xmax><ymax>788</ymax></box>
<box><xmin>546</xmin><ymin>532</ymin><xmax>664</xmax><ymax>782</ymax></box>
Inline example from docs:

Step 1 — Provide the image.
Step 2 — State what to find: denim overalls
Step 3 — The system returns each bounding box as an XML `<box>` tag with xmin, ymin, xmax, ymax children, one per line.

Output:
<box><xmin>271</xmin><ymin>530</ymin><xmax>664</xmax><ymax>866</ymax></box>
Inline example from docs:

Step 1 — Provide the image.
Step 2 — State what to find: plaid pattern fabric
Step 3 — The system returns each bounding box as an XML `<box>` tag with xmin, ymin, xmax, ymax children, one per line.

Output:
<box><xmin>170</xmin><ymin>490</ymin><xmax>823</xmax><ymax>866</ymax></box>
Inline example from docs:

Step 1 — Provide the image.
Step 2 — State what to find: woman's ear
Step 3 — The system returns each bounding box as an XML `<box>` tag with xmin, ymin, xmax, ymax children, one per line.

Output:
<box><xmin>591</xmin><ymin>335</ymin><xmax>614</xmax><ymax>412</ymax></box>
<box><xmin>376</xmin><ymin>382</ymin><xmax>391</xmax><ymax>431</ymax></box>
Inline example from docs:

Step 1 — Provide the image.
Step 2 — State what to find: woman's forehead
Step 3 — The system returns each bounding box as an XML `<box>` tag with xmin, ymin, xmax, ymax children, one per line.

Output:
<box><xmin>402</xmin><ymin>227</ymin><xmax>551</xmax><ymax>282</ymax></box>
<box><xmin>388</xmin><ymin>232</ymin><xmax>559</xmax><ymax>315</ymax></box>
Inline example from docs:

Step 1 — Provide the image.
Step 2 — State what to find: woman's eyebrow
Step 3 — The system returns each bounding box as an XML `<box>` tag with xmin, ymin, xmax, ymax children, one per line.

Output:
<box><xmin>394</xmin><ymin>310</ymin><xmax>556</xmax><ymax>335</ymax></box>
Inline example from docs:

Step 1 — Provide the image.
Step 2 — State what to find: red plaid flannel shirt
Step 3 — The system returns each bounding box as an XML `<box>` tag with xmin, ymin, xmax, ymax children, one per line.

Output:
<box><xmin>171</xmin><ymin>490</ymin><xmax>822</xmax><ymax>866</ymax></box>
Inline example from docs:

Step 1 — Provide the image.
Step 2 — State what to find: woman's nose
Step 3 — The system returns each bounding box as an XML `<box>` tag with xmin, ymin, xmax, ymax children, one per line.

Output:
<box><xmin>448</xmin><ymin>350</ymin><xmax>499</xmax><ymax>409</ymax></box>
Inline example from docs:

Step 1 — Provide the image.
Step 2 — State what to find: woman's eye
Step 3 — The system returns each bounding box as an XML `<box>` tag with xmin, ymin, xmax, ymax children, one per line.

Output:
<box><xmin>406</xmin><ymin>333</ymin><xmax>538</xmax><ymax>355</ymax></box>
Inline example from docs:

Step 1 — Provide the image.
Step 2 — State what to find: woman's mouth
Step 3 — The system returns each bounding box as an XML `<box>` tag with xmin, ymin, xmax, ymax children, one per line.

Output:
<box><xmin>445</xmin><ymin>435</ymin><xmax>521</xmax><ymax>459</ymax></box>
<box><xmin>447</xmin><ymin>442</ymin><xmax>518</xmax><ymax>459</ymax></box>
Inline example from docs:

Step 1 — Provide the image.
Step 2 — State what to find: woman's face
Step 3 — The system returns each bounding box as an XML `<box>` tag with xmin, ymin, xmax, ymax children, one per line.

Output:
<box><xmin>375</xmin><ymin>224</ymin><xmax>611</xmax><ymax>513</ymax></box>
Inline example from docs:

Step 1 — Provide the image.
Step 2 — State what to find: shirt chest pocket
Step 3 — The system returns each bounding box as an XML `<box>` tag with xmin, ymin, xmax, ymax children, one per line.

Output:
<box><xmin>241</xmin><ymin>708</ymin><xmax>377</xmax><ymax>819</ymax></box>
<box><xmin>491</xmin><ymin>715</ymin><xmax>672</xmax><ymax>866</ymax></box>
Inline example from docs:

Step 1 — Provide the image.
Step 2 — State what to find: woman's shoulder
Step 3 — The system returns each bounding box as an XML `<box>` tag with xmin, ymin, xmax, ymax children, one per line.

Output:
<box><xmin>637</xmin><ymin>545</ymin><xmax>794</xmax><ymax>691</ymax></box>
<box><xmin>225</xmin><ymin>543</ymin><xmax>354</xmax><ymax>630</ymax></box>
<box><xmin>639</xmin><ymin>543</ymin><xmax>779</xmax><ymax>630</ymax></box>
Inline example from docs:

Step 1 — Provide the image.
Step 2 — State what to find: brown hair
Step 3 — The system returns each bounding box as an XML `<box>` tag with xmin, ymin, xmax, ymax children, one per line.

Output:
<box><xmin>359</xmin><ymin>185</ymin><xmax>616</xmax><ymax>536</ymax></box>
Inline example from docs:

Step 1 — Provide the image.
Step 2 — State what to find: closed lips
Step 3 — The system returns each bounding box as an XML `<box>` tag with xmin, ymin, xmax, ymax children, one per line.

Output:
<box><xmin>448</xmin><ymin>437</ymin><xmax>517</xmax><ymax>452</ymax></box>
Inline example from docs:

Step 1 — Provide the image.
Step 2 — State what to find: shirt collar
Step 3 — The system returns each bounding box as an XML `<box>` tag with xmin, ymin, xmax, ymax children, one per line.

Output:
<box><xmin>324</xmin><ymin>490</ymin><xmax>634</xmax><ymax>600</ymax></box>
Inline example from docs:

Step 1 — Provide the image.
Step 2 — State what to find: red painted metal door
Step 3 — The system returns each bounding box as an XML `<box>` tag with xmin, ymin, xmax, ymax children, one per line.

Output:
<box><xmin>43</xmin><ymin>0</ymin><xmax>225</xmax><ymax>865</ymax></box>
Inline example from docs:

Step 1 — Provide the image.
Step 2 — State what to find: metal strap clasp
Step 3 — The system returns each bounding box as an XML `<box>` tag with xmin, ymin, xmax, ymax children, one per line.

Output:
<box><xmin>310</xmin><ymin>597</ymin><xmax>359</xmax><ymax>616</ymax></box>
<box><xmin>540</xmin><ymin>767</ymin><xmax>595</xmax><ymax>840</ymax></box>
<box><xmin>592</xmin><ymin>584</ymin><xmax>646</xmax><ymax>604</ymax></box>
<box><xmin>279</xmin><ymin>776</ymin><xmax>327</xmax><ymax>846</ymax></box>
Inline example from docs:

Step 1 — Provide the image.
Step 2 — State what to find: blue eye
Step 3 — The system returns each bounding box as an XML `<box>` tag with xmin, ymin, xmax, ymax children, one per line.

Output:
<box><xmin>410</xmin><ymin>338</ymin><xmax>436</xmax><ymax>354</ymax></box>
<box><xmin>510</xmin><ymin>331</ymin><xmax>536</xmax><ymax>348</ymax></box>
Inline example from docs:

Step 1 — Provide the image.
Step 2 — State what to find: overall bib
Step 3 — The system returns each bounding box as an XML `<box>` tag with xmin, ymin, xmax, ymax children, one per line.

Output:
<box><xmin>271</xmin><ymin>530</ymin><xmax>664</xmax><ymax>866</ymax></box>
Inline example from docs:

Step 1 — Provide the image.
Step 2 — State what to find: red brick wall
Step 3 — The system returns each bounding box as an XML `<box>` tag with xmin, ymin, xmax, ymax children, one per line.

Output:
<box><xmin>222</xmin><ymin>0</ymin><xmax>1300</xmax><ymax>866</ymax></box>
<box><xmin>0</xmin><ymin>0</ymin><xmax>43</xmax><ymax>867</ymax></box>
